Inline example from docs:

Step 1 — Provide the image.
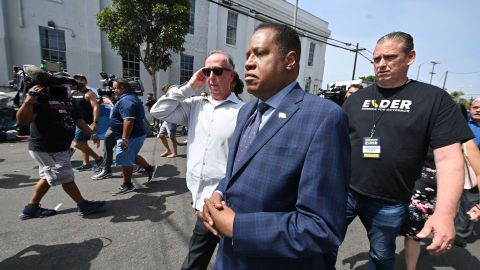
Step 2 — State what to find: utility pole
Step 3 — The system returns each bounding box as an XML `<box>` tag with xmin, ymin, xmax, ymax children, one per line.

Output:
<box><xmin>351</xmin><ymin>43</ymin><xmax>365</xmax><ymax>80</ymax></box>
<box><xmin>352</xmin><ymin>43</ymin><xmax>359</xmax><ymax>80</ymax></box>
<box><xmin>293</xmin><ymin>0</ymin><xmax>299</xmax><ymax>28</ymax></box>
<box><xmin>442</xmin><ymin>70</ymin><xmax>448</xmax><ymax>90</ymax></box>
<box><xmin>429</xmin><ymin>60</ymin><xmax>440</xmax><ymax>84</ymax></box>
<box><xmin>416</xmin><ymin>63</ymin><xmax>424</xmax><ymax>80</ymax></box>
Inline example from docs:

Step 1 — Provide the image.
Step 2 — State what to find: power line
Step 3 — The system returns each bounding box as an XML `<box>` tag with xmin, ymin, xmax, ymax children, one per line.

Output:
<box><xmin>207</xmin><ymin>0</ymin><xmax>362</xmax><ymax>55</ymax></box>
<box><xmin>365</xmin><ymin>48</ymin><xmax>375</xmax><ymax>56</ymax></box>
<box><xmin>448</xmin><ymin>71</ymin><xmax>480</xmax><ymax>75</ymax></box>
<box><xmin>358</xmin><ymin>51</ymin><xmax>373</xmax><ymax>64</ymax></box>
<box><xmin>436</xmin><ymin>72</ymin><xmax>445</xmax><ymax>86</ymax></box>
<box><xmin>215</xmin><ymin>0</ymin><xmax>351</xmax><ymax>45</ymax></box>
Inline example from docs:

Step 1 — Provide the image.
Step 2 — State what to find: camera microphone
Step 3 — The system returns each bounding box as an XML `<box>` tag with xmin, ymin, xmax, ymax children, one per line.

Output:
<box><xmin>25</xmin><ymin>66</ymin><xmax>50</xmax><ymax>85</ymax></box>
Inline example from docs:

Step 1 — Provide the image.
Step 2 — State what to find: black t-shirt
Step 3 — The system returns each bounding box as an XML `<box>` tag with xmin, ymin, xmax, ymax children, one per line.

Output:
<box><xmin>343</xmin><ymin>80</ymin><xmax>473</xmax><ymax>202</ymax></box>
<box><xmin>29</xmin><ymin>96</ymin><xmax>81</xmax><ymax>152</ymax></box>
<box><xmin>423</xmin><ymin>147</ymin><xmax>435</xmax><ymax>169</ymax></box>
<box><xmin>71</xmin><ymin>90</ymin><xmax>93</xmax><ymax>124</ymax></box>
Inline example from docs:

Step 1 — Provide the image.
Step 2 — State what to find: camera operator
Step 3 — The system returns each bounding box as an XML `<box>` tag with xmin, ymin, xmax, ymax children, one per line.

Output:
<box><xmin>71</xmin><ymin>74</ymin><xmax>103</xmax><ymax>171</ymax></box>
<box><xmin>110</xmin><ymin>78</ymin><xmax>153</xmax><ymax>195</ymax></box>
<box><xmin>16</xmin><ymin>83</ymin><xmax>106</xmax><ymax>220</ymax></box>
<box><xmin>345</xmin><ymin>84</ymin><xmax>363</xmax><ymax>99</ymax></box>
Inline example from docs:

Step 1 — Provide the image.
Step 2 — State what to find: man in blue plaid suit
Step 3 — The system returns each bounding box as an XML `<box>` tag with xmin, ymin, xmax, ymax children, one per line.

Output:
<box><xmin>200</xmin><ymin>22</ymin><xmax>350</xmax><ymax>270</ymax></box>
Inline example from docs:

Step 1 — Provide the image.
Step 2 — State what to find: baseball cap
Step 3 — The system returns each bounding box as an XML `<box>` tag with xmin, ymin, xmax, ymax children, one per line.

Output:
<box><xmin>73</xmin><ymin>74</ymin><xmax>87</xmax><ymax>80</ymax></box>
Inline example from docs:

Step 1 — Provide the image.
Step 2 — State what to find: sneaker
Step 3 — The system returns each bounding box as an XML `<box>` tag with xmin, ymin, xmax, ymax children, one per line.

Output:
<box><xmin>74</xmin><ymin>164</ymin><xmax>92</xmax><ymax>172</ymax></box>
<box><xmin>111</xmin><ymin>184</ymin><xmax>136</xmax><ymax>196</ymax></box>
<box><xmin>145</xmin><ymin>165</ymin><xmax>156</xmax><ymax>183</ymax></box>
<box><xmin>93</xmin><ymin>165</ymin><xmax>104</xmax><ymax>173</ymax></box>
<box><xmin>19</xmin><ymin>204</ymin><xmax>57</xmax><ymax>220</ymax></box>
<box><xmin>133</xmin><ymin>166</ymin><xmax>144</xmax><ymax>174</ymax></box>
<box><xmin>77</xmin><ymin>200</ymin><xmax>106</xmax><ymax>216</ymax></box>
<box><xmin>91</xmin><ymin>169</ymin><xmax>112</xmax><ymax>180</ymax></box>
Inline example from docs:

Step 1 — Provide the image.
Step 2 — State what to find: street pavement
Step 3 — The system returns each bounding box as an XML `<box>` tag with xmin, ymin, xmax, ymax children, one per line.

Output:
<box><xmin>0</xmin><ymin>137</ymin><xmax>479</xmax><ymax>269</ymax></box>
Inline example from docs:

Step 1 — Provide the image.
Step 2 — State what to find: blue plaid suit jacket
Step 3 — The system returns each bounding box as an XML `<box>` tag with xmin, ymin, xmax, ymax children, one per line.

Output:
<box><xmin>213</xmin><ymin>85</ymin><xmax>351</xmax><ymax>270</ymax></box>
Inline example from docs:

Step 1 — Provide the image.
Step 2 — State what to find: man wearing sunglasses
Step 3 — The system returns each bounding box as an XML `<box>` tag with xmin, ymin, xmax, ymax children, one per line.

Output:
<box><xmin>150</xmin><ymin>50</ymin><xmax>244</xmax><ymax>270</ymax></box>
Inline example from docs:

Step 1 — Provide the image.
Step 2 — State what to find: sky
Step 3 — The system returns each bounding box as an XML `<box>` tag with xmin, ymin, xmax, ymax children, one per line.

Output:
<box><xmin>286</xmin><ymin>0</ymin><xmax>480</xmax><ymax>98</ymax></box>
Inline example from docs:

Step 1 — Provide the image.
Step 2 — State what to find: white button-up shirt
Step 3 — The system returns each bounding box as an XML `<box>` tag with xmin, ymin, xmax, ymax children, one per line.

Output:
<box><xmin>150</xmin><ymin>84</ymin><xmax>244</xmax><ymax>211</ymax></box>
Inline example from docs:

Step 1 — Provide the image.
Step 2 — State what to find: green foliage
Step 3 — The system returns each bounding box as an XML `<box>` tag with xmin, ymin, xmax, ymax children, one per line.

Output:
<box><xmin>450</xmin><ymin>90</ymin><xmax>472</xmax><ymax>108</ymax></box>
<box><xmin>359</xmin><ymin>75</ymin><xmax>376</xmax><ymax>82</ymax></box>
<box><xmin>96</xmin><ymin>0</ymin><xmax>190</xmax><ymax>85</ymax></box>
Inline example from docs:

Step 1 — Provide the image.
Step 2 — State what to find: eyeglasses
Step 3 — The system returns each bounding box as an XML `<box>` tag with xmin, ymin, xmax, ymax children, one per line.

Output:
<box><xmin>201</xmin><ymin>67</ymin><xmax>232</xmax><ymax>76</ymax></box>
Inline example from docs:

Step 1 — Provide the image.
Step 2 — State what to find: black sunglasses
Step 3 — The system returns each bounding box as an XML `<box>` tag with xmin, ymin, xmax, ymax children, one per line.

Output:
<box><xmin>202</xmin><ymin>67</ymin><xmax>232</xmax><ymax>76</ymax></box>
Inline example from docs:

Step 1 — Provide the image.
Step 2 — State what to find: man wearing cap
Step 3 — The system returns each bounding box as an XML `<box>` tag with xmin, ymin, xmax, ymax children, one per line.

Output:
<box><xmin>72</xmin><ymin>74</ymin><xmax>103</xmax><ymax>171</ymax></box>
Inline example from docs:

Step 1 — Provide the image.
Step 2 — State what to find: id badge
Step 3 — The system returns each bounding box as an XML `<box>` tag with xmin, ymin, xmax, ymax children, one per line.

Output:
<box><xmin>363</xmin><ymin>137</ymin><xmax>381</xmax><ymax>159</ymax></box>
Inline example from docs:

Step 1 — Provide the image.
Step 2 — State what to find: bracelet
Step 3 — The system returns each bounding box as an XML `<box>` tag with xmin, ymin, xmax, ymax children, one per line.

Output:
<box><xmin>475</xmin><ymin>204</ymin><xmax>480</xmax><ymax>211</ymax></box>
<box><xmin>122</xmin><ymin>138</ymin><xmax>128</xmax><ymax>142</ymax></box>
<box><xmin>93</xmin><ymin>120</ymin><xmax>98</xmax><ymax>124</ymax></box>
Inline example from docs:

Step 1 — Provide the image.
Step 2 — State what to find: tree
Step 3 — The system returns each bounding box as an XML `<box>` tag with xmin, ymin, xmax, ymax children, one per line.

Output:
<box><xmin>359</xmin><ymin>75</ymin><xmax>376</xmax><ymax>83</ymax></box>
<box><xmin>97</xmin><ymin>0</ymin><xmax>191</xmax><ymax>97</ymax></box>
<box><xmin>450</xmin><ymin>90</ymin><xmax>472</xmax><ymax>108</ymax></box>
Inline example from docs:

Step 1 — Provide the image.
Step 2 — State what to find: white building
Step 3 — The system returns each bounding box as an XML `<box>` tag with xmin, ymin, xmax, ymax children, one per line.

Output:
<box><xmin>0</xmin><ymin>0</ymin><xmax>330</xmax><ymax>101</ymax></box>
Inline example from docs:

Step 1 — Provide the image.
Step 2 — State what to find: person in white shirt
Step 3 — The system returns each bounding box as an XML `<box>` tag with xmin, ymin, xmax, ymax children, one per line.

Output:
<box><xmin>150</xmin><ymin>50</ymin><xmax>244</xmax><ymax>270</ymax></box>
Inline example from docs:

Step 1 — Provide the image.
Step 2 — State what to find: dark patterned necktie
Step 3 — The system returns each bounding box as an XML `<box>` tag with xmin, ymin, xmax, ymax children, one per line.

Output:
<box><xmin>233</xmin><ymin>102</ymin><xmax>271</xmax><ymax>171</ymax></box>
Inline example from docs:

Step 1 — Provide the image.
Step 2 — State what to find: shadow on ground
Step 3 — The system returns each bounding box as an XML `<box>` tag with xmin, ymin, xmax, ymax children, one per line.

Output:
<box><xmin>341</xmin><ymin>226</ymin><xmax>480</xmax><ymax>269</ymax></box>
<box><xmin>0</xmin><ymin>238</ymin><xmax>109</xmax><ymax>270</ymax></box>
<box><xmin>150</xmin><ymin>163</ymin><xmax>181</xmax><ymax>179</ymax></box>
<box><xmin>0</xmin><ymin>173</ymin><xmax>37</xmax><ymax>189</ymax></box>
<box><xmin>80</xmin><ymin>176</ymin><xmax>188</xmax><ymax>223</ymax></box>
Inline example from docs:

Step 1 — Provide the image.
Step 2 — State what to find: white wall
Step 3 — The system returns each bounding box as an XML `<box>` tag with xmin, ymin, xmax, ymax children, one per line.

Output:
<box><xmin>0</xmin><ymin>0</ymin><xmax>331</xmax><ymax>102</ymax></box>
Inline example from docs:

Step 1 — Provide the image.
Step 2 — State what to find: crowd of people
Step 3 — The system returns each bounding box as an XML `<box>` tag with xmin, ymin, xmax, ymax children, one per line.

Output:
<box><xmin>15</xmin><ymin>22</ymin><xmax>479</xmax><ymax>270</ymax></box>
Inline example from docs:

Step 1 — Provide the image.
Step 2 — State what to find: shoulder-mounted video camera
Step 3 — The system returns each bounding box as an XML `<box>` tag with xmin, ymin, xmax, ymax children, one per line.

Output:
<box><xmin>10</xmin><ymin>65</ymin><xmax>78</xmax><ymax>106</ymax></box>
<box><xmin>98</xmin><ymin>71</ymin><xmax>144</xmax><ymax>98</ymax></box>
<box><xmin>318</xmin><ymin>84</ymin><xmax>346</xmax><ymax>106</ymax></box>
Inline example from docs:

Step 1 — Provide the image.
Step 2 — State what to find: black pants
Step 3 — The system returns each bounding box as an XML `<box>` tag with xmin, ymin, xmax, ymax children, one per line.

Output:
<box><xmin>101</xmin><ymin>129</ymin><xmax>116</xmax><ymax>170</ymax></box>
<box><xmin>455</xmin><ymin>187</ymin><xmax>479</xmax><ymax>238</ymax></box>
<box><xmin>181</xmin><ymin>216</ymin><xmax>220</xmax><ymax>270</ymax></box>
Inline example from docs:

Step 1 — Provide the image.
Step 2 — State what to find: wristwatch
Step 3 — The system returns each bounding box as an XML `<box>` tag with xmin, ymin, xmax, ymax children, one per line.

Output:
<box><xmin>122</xmin><ymin>138</ymin><xmax>128</xmax><ymax>142</ymax></box>
<box><xmin>27</xmin><ymin>90</ymin><xmax>40</xmax><ymax>97</ymax></box>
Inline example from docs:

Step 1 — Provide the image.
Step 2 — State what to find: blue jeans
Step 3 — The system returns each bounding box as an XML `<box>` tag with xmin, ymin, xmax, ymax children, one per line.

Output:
<box><xmin>346</xmin><ymin>190</ymin><xmax>408</xmax><ymax>270</ymax></box>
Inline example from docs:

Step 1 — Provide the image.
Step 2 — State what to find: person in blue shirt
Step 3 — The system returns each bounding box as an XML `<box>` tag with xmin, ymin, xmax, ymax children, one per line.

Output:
<box><xmin>109</xmin><ymin>78</ymin><xmax>152</xmax><ymax>195</ymax></box>
<box><xmin>468</xmin><ymin>98</ymin><xmax>480</xmax><ymax>146</ymax></box>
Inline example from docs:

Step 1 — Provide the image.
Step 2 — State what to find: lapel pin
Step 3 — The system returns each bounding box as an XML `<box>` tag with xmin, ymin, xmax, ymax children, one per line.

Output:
<box><xmin>278</xmin><ymin>112</ymin><xmax>286</xmax><ymax>119</ymax></box>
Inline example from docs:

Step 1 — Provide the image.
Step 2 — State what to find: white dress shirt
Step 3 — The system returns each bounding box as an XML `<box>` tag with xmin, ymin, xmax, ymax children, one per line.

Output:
<box><xmin>150</xmin><ymin>84</ymin><xmax>244</xmax><ymax>211</ymax></box>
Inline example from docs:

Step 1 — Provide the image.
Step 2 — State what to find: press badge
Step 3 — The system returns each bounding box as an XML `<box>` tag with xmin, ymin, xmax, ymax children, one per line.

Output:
<box><xmin>363</xmin><ymin>137</ymin><xmax>381</xmax><ymax>159</ymax></box>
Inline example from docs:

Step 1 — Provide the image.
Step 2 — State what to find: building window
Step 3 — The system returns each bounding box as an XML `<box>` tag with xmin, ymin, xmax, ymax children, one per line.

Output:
<box><xmin>180</xmin><ymin>54</ymin><xmax>194</xmax><ymax>84</ymax></box>
<box><xmin>39</xmin><ymin>26</ymin><xmax>67</xmax><ymax>70</ymax></box>
<box><xmin>226</xmin><ymin>11</ymin><xmax>238</xmax><ymax>45</ymax></box>
<box><xmin>308</xmin><ymin>42</ymin><xmax>315</xmax><ymax>66</ymax></box>
<box><xmin>122</xmin><ymin>51</ymin><xmax>140</xmax><ymax>80</ymax></box>
<box><xmin>187</xmin><ymin>0</ymin><xmax>195</xmax><ymax>34</ymax></box>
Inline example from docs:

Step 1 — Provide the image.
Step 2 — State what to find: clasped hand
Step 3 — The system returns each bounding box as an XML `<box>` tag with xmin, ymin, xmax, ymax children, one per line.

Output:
<box><xmin>198</xmin><ymin>192</ymin><xmax>235</xmax><ymax>238</ymax></box>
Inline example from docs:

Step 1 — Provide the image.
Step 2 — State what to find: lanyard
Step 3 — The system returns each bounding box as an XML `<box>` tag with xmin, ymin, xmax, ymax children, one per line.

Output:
<box><xmin>370</xmin><ymin>79</ymin><xmax>409</xmax><ymax>137</ymax></box>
